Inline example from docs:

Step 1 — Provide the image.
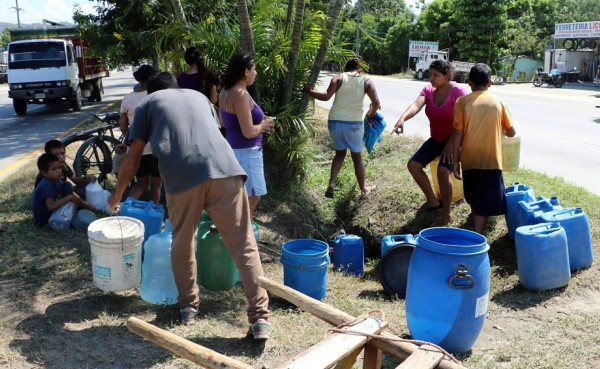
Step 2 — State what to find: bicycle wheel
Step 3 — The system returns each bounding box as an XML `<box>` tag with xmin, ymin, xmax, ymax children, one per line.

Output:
<box><xmin>74</xmin><ymin>136</ymin><xmax>112</xmax><ymax>185</ymax></box>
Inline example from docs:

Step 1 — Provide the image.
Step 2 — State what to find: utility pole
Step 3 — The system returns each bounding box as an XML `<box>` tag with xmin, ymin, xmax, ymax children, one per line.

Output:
<box><xmin>12</xmin><ymin>0</ymin><xmax>23</xmax><ymax>28</ymax></box>
<box><xmin>354</xmin><ymin>0</ymin><xmax>361</xmax><ymax>56</ymax></box>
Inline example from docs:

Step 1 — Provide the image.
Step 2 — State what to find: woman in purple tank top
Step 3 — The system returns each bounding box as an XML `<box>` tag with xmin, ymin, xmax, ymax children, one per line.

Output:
<box><xmin>218</xmin><ymin>53</ymin><xmax>275</xmax><ymax>220</ymax></box>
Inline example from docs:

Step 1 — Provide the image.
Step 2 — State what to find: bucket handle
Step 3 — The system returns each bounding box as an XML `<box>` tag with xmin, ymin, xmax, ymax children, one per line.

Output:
<box><xmin>448</xmin><ymin>264</ymin><xmax>475</xmax><ymax>289</ymax></box>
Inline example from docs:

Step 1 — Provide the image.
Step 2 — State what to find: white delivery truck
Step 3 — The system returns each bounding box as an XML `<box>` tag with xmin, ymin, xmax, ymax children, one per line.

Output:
<box><xmin>415</xmin><ymin>50</ymin><xmax>475</xmax><ymax>83</ymax></box>
<box><xmin>7</xmin><ymin>27</ymin><xmax>108</xmax><ymax>115</ymax></box>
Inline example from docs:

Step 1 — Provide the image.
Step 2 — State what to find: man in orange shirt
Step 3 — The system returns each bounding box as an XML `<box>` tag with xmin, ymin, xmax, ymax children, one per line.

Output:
<box><xmin>450</xmin><ymin>63</ymin><xmax>516</xmax><ymax>234</ymax></box>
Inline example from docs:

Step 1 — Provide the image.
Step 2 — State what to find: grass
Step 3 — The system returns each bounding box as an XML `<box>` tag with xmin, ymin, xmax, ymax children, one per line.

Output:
<box><xmin>0</xmin><ymin>106</ymin><xmax>599</xmax><ymax>368</ymax></box>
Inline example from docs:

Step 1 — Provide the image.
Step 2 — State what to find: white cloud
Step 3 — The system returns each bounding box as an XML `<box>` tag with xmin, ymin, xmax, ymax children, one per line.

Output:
<box><xmin>1</xmin><ymin>0</ymin><xmax>96</xmax><ymax>25</ymax></box>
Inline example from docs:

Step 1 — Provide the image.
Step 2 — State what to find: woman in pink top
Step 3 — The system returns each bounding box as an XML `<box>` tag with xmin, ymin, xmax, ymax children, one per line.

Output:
<box><xmin>392</xmin><ymin>59</ymin><xmax>469</xmax><ymax>226</ymax></box>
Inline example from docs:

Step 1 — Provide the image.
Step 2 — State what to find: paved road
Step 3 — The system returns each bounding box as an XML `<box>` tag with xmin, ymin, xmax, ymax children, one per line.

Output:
<box><xmin>0</xmin><ymin>69</ymin><xmax>136</xmax><ymax>180</ymax></box>
<box><xmin>1</xmin><ymin>71</ymin><xmax>599</xmax><ymax>196</ymax></box>
<box><xmin>314</xmin><ymin>73</ymin><xmax>600</xmax><ymax>196</ymax></box>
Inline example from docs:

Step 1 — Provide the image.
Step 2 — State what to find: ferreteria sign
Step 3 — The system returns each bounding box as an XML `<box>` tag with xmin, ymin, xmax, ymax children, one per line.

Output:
<box><xmin>554</xmin><ymin>21</ymin><xmax>600</xmax><ymax>39</ymax></box>
<box><xmin>408</xmin><ymin>40</ymin><xmax>438</xmax><ymax>57</ymax></box>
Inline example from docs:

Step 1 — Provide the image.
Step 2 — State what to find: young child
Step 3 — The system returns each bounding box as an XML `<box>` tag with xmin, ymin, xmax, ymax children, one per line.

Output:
<box><xmin>450</xmin><ymin>63</ymin><xmax>516</xmax><ymax>234</ymax></box>
<box><xmin>34</xmin><ymin>139</ymin><xmax>96</xmax><ymax>191</ymax></box>
<box><xmin>32</xmin><ymin>153</ymin><xmax>96</xmax><ymax>227</ymax></box>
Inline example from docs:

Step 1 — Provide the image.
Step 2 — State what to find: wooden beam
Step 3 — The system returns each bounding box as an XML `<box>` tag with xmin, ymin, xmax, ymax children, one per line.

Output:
<box><xmin>334</xmin><ymin>347</ymin><xmax>363</xmax><ymax>369</ymax></box>
<box><xmin>125</xmin><ymin>317</ymin><xmax>254</xmax><ymax>369</ymax></box>
<box><xmin>395</xmin><ymin>346</ymin><xmax>444</xmax><ymax>369</ymax></box>
<box><xmin>363</xmin><ymin>343</ymin><xmax>382</xmax><ymax>369</ymax></box>
<box><xmin>258</xmin><ymin>276</ymin><xmax>466</xmax><ymax>369</ymax></box>
<box><xmin>276</xmin><ymin>317</ymin><xmax>387</xmax><ymax>369</ymax></box>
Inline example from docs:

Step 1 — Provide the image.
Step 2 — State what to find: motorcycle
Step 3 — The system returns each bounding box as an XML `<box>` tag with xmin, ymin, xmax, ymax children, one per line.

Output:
<box><xmin>532</xmin><ymin>67</ymin><xmax>563</xmax><ymax>88</ymax></box>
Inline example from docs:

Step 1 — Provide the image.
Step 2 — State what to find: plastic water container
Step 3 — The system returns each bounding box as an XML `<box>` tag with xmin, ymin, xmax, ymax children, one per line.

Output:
<box><xmin>86</xmin><ymin>181</ymin><xmax>106</xmax><ymax>210</ymax></box>
<box><xmin>48</xmin><ymin>201</ymin><xmax>76</xmax><ymax>231</ymax></box>
<box><xmin>140</xmin><ymin>220</ymin><xmax>178</xmax><ymax>305</ymax></box>
<box><xmin>406</xmin><ymin>227</ymin><xmax>490</xmax><ymax>353</ymax></box>
<box><xmin>505</xmin><ymin>182</ymin><xmax>535</xmax><ymax>239</ymax></box>
<box><xmin>378</xmin><ymin>234</ymin><xmax>417</xmax><ymax>298</ymax></box>
<box><xmin>381</xmin><ymin>234</ymin><xmax>416</xmax><ymax>257</ymax></box>
<box><xmin>515</xmin><ymin>222</ymin><xmax>570</xmax><ymax>291</ymax></box>
<box><xmin>502</xmin><ymin>121</ymin><xmax>520</xmax><ymax>172</ymax></box>
<box><xmin>515</xmin><ymin>196</ymin><xmax>561</xmax><ymax>230</ymax></box>
<box><xmin>87</xmin><ymin>216</ymin><xmax>144</xmax><ymax>292</ymax></box>
<box><xmin>332</xmin><ymin>234</ymin><xmax>364</xmax><ymax>276</ymax></box>
<box><xmin>119</xmin><ymin>197</ymin><xmax>164</xmax><ymax>242</ymax></box>
<box><xmin>540</xmin><ymin>208</ymin><xmax>593</xmax><ymax>271</ymax></box>
<box><xmin>280</xmin><ymin>239</ymin><xmax>330</xmax><ymax>300</ymax></box>
<box><xmin>430</xmin><ymin>156</ymin><xmax>463</xmax><ymax>203</ymax></box>
<box><xmin>71</xmin><ymin>209</ymin><xmax>97</xmax><ymax>231</ymax></box>
<box><xmin>196</xmin><ymin>224</ymin><xmax>238</xmax><ymax>291</ymax></box>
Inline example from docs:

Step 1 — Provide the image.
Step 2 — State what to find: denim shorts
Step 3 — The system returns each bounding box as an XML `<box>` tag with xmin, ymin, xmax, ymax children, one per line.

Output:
<box><xmin>233</xmin><ymin>146</ymin><xmax>267</xmax><ymax>197</ymax></box>
<box><xmin>328</xmin><ymin>120</ymin><xmax>364</xmax><ymax>153</ymax></box>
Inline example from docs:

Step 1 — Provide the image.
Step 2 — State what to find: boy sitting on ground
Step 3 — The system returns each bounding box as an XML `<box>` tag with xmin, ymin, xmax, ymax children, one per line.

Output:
<box><xmin>34</xmin><ymin>139</ymin><xmax>96</xmax><ymax>193</ymax></box>
<box><xmin>33</xmin><ymin>153</ymin><xmax>97</xmax><ymax>228</ymax></box>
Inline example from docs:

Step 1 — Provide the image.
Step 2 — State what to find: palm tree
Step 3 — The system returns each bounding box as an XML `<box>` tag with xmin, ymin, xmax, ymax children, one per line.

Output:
<box><xmin>280</xmin><ymin>0</ymin><xmax>306</xmax><ymax>106</ymax></box>
<box><xmin>236</xmin><ymin>0</ymin><xmax>260</xmax><ymax>101</ymax></box>
<box><xmin>171</xmin><ymin>0</ymin><xmax>186</xmax><ymax>22</ymax></box>
<box><xmin>298</xmin><ymin>0</ymin><xmax>345</xmax><ymax>114</ymax></box>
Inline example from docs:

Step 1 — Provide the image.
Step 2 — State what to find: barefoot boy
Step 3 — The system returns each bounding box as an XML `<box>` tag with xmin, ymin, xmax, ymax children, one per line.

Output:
<box><xmin>34</xmin><ymin>140</ymin><xmax>96</xmax><ymax>191</ymax></box>
<box><xmin>32</xmin><ymin>153</ymin><xmax>96</xmax><ymax>227</ymax></box>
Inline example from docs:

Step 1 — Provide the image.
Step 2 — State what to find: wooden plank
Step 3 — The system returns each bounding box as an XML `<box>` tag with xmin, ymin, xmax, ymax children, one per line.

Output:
<box><xmin>125</xmin><ymin>317</ymin><xmax>254</xmax><ymax>369</ymax></box>
<box><xmin>335</xmin><ymin>347</ymin><xmax>363</xmax><ymax>369</ymax></box>
<box><xmin>276</xmin><ymin>317</ymin><xmax>387</xmax><ymax>369</ymax></box>
<box><xmin>258</xmin><ymin>276</ymin><xmax>466</xmax><ymax>369</ymax></box>
<box><xmin>395</xmin><ymin>346</ymin><xmax>444</xmax><ymax>369</ymax></box>
<box><xmin>363</xmin><ymin>343</ymin><xmax>382</xmax><ymax>369</ymax></box>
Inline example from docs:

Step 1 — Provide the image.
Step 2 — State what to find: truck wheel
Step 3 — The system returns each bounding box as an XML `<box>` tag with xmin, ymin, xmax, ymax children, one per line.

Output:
<box><xmin>13</xmin><ymin>99</ymin><xmax>28</xmax><ymax>115</ymax></box>
<box><xmin>71</xmin><ymin>87</ymin><xmax>82</xmax><ymax>111</ymax></box>
<box><xmin>417</xmin><ymin>70</ymin><xmax>424</xmax><ymax>80</ymax></box>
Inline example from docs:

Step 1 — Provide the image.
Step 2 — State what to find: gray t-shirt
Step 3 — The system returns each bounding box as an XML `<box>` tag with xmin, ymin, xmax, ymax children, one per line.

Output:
<box><xmin>129</xmin><ymin>89</ymin><xmax>247</xmax><ymax>194</ymax></box>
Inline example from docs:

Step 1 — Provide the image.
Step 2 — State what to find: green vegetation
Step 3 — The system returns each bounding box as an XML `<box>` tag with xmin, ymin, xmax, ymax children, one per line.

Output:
<box><xmin>1</xmin><ymin>107</ymin><xmax>599</xmax><ymax>368</ymax></box>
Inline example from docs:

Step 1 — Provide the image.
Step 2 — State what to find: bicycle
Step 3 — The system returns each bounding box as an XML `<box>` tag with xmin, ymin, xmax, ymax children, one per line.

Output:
<box><xmin>61</xmin><ymin>111</ymin><xmax>123</xmax><ymax>187</ymax></box>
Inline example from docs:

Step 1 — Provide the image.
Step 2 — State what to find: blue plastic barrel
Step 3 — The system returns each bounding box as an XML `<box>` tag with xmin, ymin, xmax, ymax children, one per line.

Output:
<box><xmin>515</xmin><ymin>222</ymin><xmax>570</xmax><ymax>291</ymax></box>
<box><xmin>541</xmin><ymin>208</ymin><xmax>593</xmax><ymax>271</ymax></box>
<box><xmin>120</xmin><ymin>197</ymin><xmax>164</xmax><ymax>242</ymax></box>
<box><xmin>505</xmin><ymin>182</ymin><xmax>535</xmax><ymax>239</ymax></box>
<box><xmin>406</xmin><ymin>227</ymin><xmax>490</xmax><ymax>353</ymax></box>
<box><xmin>515</xmin><ymin>196</ymin><xmax>561</xmax><ymax>230</ymax></box>
<box><xmin>332</xmin><ymin>234</ymin><xmax>364</xmax><ymax>276</ymax></box>
<box><xmin>281</xmin><ymin>239</ymin><xmax>330</xmax><ymax>300</ymax></box>
<box><xmin>381</xmin><ymin>234</ymin><xmax>416</xmax><ymax>257</ymax></box>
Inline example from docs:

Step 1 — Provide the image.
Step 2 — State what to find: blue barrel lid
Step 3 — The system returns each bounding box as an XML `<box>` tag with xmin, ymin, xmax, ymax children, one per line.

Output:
<box><xmin>417</xmin><ymin>227</ymin><xmax>489</xmax><ymax>255</ymax></box>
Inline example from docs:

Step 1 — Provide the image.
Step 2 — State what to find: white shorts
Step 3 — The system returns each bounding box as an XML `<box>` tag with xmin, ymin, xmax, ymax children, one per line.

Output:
<box><xmin>233</xmin><ymin>146</ymin><xmax>267</xmax><ymax>197</ymax></box>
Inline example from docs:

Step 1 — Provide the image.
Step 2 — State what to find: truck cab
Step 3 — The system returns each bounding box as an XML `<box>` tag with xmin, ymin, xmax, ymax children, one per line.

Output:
<box><xmin>8</xmin><ymin>39</ymin><xmax>80</xmax><ymax>114</ymax></box>
<box><xmin>415</xmin><ymin>51</ymin><xmax>448</xmax><ymax>80</ymax></box>
<box><xmin>7</xmin><ymin>27</ymin><xmax>107</xmax><ymax>115</ymax></box>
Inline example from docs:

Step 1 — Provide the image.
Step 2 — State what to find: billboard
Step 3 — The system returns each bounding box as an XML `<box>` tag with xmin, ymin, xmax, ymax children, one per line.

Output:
<box><xmin>554</xmin><ymin>21</ymin><xmax>600</xmax><ymax>39</ymax></box>
<box><xmin>408</xmin><ymin>40</ymin><xmax>438</xmax><ymax>57</ymax></box>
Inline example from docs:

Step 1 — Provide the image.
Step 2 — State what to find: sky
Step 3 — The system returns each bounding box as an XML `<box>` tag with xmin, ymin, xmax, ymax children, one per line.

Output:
<box><xmin>1</xmin><ymin>0</ymin><xmax>96</xmax><ymax>26</ymax></box>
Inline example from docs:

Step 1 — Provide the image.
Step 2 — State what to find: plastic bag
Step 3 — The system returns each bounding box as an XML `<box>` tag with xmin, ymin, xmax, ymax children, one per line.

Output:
<box><xmin>363</xmin><ymin>111</ymin><xmax>387</xmax><ymax>154</ymax></box>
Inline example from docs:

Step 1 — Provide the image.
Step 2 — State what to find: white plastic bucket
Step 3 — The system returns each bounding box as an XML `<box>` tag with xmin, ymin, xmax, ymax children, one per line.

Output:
<box><xmin>87</xmin><ymin>216</ymin><xmax>145</xmax><ymax>292</ymax></box>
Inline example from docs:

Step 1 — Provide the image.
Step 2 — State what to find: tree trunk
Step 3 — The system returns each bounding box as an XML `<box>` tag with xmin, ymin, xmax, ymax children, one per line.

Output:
<box><xmin>171</xmin><ymin>0</ymin><xmax>186</xmax><ymax>21</ymax></box>
<box><xmin>285</xmin><ymin>0</ymin><xmax>295</xmax><ymax>36</ymax></box>
<box><xmin>236</xmin><ymin>0</ymin><xmax>260</xmax><ymax>102</ymax></box>
<box><xmin>280</xmin><ymin>0</ymin><xmax>305</xmax><ymax>106</ymax></box>
<box><xmin>298</xmin><ymin>0</ymin><xmax>345</xmax><ymax>114</ymax></box>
